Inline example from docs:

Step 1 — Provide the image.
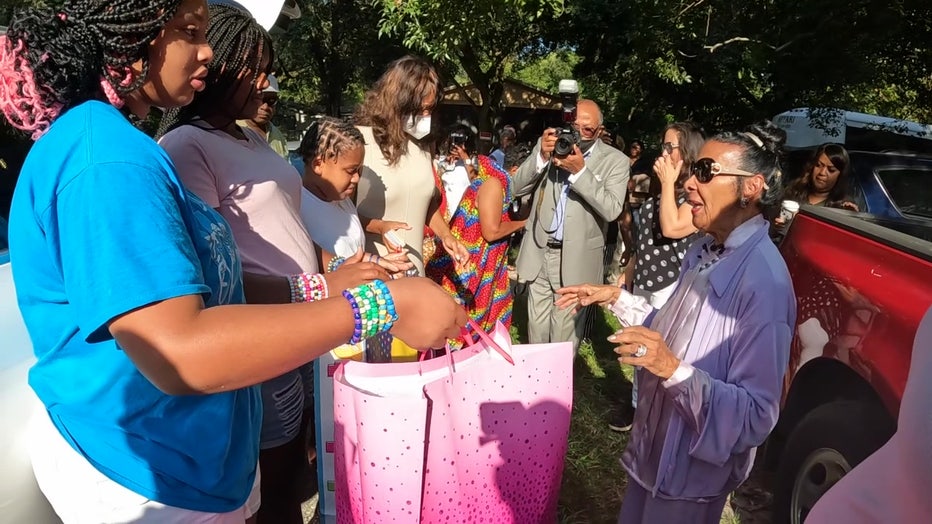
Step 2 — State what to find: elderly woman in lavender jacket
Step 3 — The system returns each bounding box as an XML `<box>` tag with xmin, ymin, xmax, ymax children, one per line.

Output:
<box><xmin>558</xmin><ymin>121</ymin><xmax>796</xmax><ymax>524</ymax></box>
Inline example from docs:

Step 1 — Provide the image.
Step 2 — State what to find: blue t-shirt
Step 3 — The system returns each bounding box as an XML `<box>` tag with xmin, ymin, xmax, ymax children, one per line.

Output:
<box><xmin>8</xmin><ymin>101</ymin><xmax>261</xmax><ymax>513</ymax></box>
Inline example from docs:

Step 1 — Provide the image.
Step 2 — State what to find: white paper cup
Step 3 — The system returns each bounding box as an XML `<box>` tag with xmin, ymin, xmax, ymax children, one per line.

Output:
<box><xmin>780</xmin><ymin>200</ymin><xmax>800</xmax><ymax>222</ymax></box>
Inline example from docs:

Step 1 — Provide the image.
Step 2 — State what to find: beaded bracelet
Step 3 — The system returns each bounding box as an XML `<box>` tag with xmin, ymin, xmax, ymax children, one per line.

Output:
<box><xmin>327</xmin><ymin>256</ymin><xmax>346</xmax><ymax>273</ymax></box>
<box><xmin>287</xmin><ymin>273</ymin><xmax>329</xmax><ymax>302</ymax></box>
<box><xmin>305</xmin><ymin>273</ymin><xmax>328</xmax><ymax>301</ymax></box>
<box><xmin>342</xmin><ymin>280</ymin><xmax>398</xmax><ymax>345</ymax></box>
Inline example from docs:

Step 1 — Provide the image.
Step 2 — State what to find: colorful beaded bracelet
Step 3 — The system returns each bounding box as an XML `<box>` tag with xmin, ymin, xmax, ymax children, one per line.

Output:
<box><xmin>287</xmin><ymin>273</ymin><xmax>329</xmax><ymax>303</ymax></box>
<box><xmin>342</xmin><ymin>280</ymin><xmax>398</xmax><ymax>345</ymax></box>
<box><xmin>327</xmin><ymin>256</ymin><xmax>346</xmax><ymax>273</ymax></box>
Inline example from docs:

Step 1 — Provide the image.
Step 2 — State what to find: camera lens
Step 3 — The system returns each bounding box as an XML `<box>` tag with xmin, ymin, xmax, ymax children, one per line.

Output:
<box><xmin>554</xmin><ymin>138</ymin><xmax>571</xmax><ymax>157</ymax></box>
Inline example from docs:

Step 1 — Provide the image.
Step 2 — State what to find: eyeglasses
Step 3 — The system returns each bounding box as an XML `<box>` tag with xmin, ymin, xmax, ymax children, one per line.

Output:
<box><xmin>661</xmin><ymin>142</ymin><xmax>679</xmax><ymax>155</ymax></box>
<box><xmin>263</xmin><ymin>96</ymin><xmax>279</xmax><ymax>108</ymax></box>
<box><xmin>571</xmin><ymin>123</ymin><xmax>602</xmax><ymax>136</ymax></box>
<box><xmin>690</xmin><ymin>158</ymin><xmax>766</xmax><ymax>188</ymax></box>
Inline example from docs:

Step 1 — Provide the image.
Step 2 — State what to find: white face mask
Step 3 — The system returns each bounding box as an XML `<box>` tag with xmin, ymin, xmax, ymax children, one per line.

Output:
<box><xmin>404</xmin><ymin>115</ymin><xmax>432</xmax><ymax>140</ymax></box>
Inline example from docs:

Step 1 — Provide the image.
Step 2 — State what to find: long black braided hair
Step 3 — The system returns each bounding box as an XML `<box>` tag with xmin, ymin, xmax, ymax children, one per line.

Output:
<box><xmin>157</xmin><ymin>4</ymin><xmax>273</xmax><ymax>137</ymax></box>
<box><xmin>0</xmin><ymin>0</ymin><xmax>183</xmax><ymax>140</ymax></box>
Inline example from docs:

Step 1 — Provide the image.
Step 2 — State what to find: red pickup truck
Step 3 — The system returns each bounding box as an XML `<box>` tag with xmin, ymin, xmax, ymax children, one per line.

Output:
<box><xmin>767</xmin><ymin>205</ymin><xmax>932</xmax><ymax>523</ymax></box>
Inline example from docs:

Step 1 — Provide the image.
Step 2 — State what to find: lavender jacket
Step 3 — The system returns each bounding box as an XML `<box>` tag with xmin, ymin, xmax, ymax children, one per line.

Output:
<box><xmin>614</xmin><ymin>218</ymin><xmax>796</xmax><ymax>500</ymax></box>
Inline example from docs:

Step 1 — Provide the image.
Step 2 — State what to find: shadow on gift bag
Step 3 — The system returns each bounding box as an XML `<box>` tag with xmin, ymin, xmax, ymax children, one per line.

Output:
<box><xmin>332</xmin><ymin>322</ymin><xmax>574</xmax><ymax>523</ymax></box>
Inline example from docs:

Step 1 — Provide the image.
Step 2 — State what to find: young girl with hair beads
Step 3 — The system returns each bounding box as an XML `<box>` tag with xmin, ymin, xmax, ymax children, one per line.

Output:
<box><xmin>298</xmin><ymin>117</ymin><xmax>413</xmax><ymax>273</ymax></box>
<box><xmin>0</xmin><ymin>1</ymin><xmax>466</xmax><ymax>523</ymax></box>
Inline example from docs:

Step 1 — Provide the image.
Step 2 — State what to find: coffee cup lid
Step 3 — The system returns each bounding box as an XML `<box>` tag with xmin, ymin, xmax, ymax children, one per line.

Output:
<box><xmin>782</xmin><ymin>200</ymin><xmax>800</xmax><ymax>211</ymax></box>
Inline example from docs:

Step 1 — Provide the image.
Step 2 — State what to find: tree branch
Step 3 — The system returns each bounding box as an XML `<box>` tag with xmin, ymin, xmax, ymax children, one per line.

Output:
<box><xmin>703</xmin><ymin>36</ymin><xmax>753</xmax><ymax>52</ymax></box>
<box><xmin>677</xmin><ymin>0</ymin><xmax>707</xmax><ymax>19</ymax></box>
<box><xmin>703</xmin><ymin>35</ymin><xmax>802</xmax><ymax>54</ymax></box>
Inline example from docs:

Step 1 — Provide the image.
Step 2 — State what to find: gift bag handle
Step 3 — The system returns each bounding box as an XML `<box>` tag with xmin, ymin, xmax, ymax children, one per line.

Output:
<box><xmin>416</xmin><ymin>320</ymin><xmax>514</xmax><ymax>367</ymax></box>
<box><xmin>463</xmin><ymin>319</ymin><xmax>514</xmax><ymax>365</ymax></box>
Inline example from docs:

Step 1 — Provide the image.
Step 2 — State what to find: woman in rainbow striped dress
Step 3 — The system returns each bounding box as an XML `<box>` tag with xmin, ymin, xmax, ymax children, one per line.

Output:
<box><xmin>427</xmin><ymin>127</ymin><xmax>527</xmax><ymax>338</ymax></box>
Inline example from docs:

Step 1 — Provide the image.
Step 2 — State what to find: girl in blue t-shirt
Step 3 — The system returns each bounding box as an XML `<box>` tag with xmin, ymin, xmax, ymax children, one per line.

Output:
<box><xmin>0</xmin><ymin>1</ymin><xmax>467</xmax><ymax>522</ymax></box>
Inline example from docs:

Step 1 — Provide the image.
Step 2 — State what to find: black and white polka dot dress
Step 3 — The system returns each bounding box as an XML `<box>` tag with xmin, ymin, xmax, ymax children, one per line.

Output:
<box><xmin>633</xmin><ymin>194</ymin><xmax>699</xmax><ymax>292</ymax></box>
<box><xmin>797</xmin><ymin>277</ymin><xmax>842</xmax><ymax>337</ymax></box>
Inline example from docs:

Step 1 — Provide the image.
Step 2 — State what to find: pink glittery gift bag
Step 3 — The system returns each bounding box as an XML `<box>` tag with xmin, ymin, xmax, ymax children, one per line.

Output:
<box><xmin>332</xmin><ymin>322</ymin><xmax>573</xmax><ymax>523</ymax></box>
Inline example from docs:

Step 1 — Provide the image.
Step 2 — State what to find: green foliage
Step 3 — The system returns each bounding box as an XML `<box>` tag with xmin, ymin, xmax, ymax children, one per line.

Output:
<box><xmin>371</xmin><ymin>0</ymin><xmax>565</xmax><ymax>131</ymax></box>
<box><xmin>275</xmin><ymin>0</ymin><xmax>407</xmax><ymax>118</ymax></box>
<box><xmin>508</xmin><ymin>48</ymin><xmax>580</xmax><ymax>94</ymax></box>
<box><xmin>3</xmin><ymin>0</ymin><xmax>930</xmax><ymax>149</ymax></box>
<box><xmin>374</xmin><ymin>0</ymin><xmax>564</xmax><ymax>63</ymax></box>
<box><xmin>560</xmin><ymin>0</ymin><xmax>932</xmax><ymax>140</ymax></box>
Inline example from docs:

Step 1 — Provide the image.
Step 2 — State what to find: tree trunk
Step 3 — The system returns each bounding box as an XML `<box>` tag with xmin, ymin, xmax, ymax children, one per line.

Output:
<box><xmin>326</xmin><ymin>3</ymin><xmax>344</xmax><ymax>117</ymax></box>
<box><xmin>475</xmin><ymin>80</ymin><xmax>506</xmax><ymax>154</ymax></box>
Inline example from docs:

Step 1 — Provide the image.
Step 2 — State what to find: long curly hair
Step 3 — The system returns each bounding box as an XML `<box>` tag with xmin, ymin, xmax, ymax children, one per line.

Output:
<box><xmin>354</xmin><ymin>55</ymin><xmax>442</xmax><ymax>166</ymax></box>
<box><xmin>0</xmin><ymin>0</ymin><xmax>182</xmax><ymax>140</ymax></box>
<box><xmin>157</xmin><ymin>4</ymin><xmax>273</xmax><ymax>137</ymax></box>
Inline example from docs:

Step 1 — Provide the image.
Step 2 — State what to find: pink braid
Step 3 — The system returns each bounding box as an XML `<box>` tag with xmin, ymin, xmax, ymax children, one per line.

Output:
<box><xmin>0</xmin><ymin>35</ymin><xmax>63</xmax><ymax>140</ymax></box>
<box><xmin>100</xmin><ymin>65</ymin><xmax>136</xmax><ymax>108</ymax></box>
<box><xmin>99</xmin><ymin>77</ymin><xmax>125</xmax><ymax>108</ymax></box>
<box><xmin>116</xmin><ymin>66</ymin><xmax>135</xmax><ymax>87</ymax></box>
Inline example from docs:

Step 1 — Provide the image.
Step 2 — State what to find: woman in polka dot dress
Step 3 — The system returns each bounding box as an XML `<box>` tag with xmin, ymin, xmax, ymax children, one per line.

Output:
<box><xmin>611</xmin><ymin>122</ymin><xmax>706</xmax><ymax>433</ymax></box>
<box><xmin>631</xmin><ymin>122</ymin><xmax>706</xmax><ymax>308</ymax></box>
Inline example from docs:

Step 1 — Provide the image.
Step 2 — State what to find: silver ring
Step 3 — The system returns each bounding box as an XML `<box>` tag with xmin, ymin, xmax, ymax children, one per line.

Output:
<box><xmin>634</xmin><ymin>344</ymin><xmax>647</xmax><ymax>358</ymax></box>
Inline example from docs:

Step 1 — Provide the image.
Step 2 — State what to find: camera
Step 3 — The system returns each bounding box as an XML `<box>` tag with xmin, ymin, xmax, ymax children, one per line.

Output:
<box><xmin>450</xmin><ymin>130</ymin><xmax>467</xmax><ymax>147</ymax></box>
<box><xmin>508</xmin><ymin>196</ymin><xmax>531</xmax><ymax>221</ymax></box>
<box><xmin>554</xmin><ymin>79</ymin><xmax>580</xmax><ymax>157</ymax></box>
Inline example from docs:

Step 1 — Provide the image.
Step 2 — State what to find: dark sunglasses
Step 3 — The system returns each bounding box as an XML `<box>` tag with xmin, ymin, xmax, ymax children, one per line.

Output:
<box><xmin>690</xmin><ymin>157</ymin><xmax>768</xmax><ymax>188</ymax></box>
<box><xmin>263</xmin><ymin>96</ymin><xmax>279</xmax><ymax>108</ymax></box>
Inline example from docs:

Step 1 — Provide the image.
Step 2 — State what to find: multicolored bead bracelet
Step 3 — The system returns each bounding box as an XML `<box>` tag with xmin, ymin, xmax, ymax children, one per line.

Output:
<box><xmin>327</xmin><ymin>256</ymin><xmax>346</xmax><ymax>273</ymax></box>
<box><xmin>287</xmin><ymin>273</ymin><xmax>329</xmax><ymax>303</ymax></box>
<box><xmin>341</xmin><ymin>280</ymin><xmax>398</xmax><ymax>345</ymax></box>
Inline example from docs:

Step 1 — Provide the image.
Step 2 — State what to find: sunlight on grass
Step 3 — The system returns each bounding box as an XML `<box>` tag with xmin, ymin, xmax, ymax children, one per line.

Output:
<box><xmin>578</xmin><ymin>339</ymin><xmax>606</xmax><ymax>379</ymax></box>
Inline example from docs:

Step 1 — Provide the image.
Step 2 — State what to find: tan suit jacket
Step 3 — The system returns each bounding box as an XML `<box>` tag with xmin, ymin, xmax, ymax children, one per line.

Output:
<box><xmin>513</xmin><ymin>139</ymin><xmax>629</xmax><ymax>286</ymax></box>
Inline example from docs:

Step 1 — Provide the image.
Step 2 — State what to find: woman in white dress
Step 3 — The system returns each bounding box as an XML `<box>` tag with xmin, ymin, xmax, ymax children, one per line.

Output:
<box><xmin>353</xmin><ymin>55</ymin><xmax>468</xmax><ymax>276</ymax></box>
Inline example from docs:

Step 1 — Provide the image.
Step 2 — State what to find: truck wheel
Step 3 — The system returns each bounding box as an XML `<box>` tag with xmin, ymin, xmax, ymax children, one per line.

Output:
<box><xmin>772</xmin><ymin>400</ymin><xmax>895</xmax><ymax>524</ymax></box>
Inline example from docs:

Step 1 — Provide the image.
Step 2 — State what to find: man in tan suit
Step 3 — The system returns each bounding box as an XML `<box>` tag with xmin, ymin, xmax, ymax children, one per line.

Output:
<box><xmin>513</xmin><ymin>99</ymin><xmax>629</xmax><ymax>348</ymax></box>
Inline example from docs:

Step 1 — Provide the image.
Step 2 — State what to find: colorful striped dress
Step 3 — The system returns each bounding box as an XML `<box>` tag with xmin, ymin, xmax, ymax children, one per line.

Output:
<box><xmin>427</xmin><ymin>155</ymin><xmax>515</xmax><ymax>338</ymax></box>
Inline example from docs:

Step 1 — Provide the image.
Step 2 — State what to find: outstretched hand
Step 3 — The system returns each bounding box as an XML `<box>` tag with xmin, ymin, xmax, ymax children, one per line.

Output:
<box><xmin>326</xmin><ymin>259</ymin><xmax>390</xmax><ymax>294</ymax></box>
<box><xmin>374</xmin><ymin>250</ymin><xmax>415</xmax><ymax>274</ymax></box>
<box><xmin>380</xmin><ymin>221</ymin><xmax>411</xmax><ymax>252</ymax></box>
<box><xmin>555</xmin><ymin>283</ymin><xmax>622</xmax><ymax>312</ymax></box>
<box><xmin>442</xmin><ymin>235</ymin><xmax>470</xmax><ymax>270</ymax></box>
